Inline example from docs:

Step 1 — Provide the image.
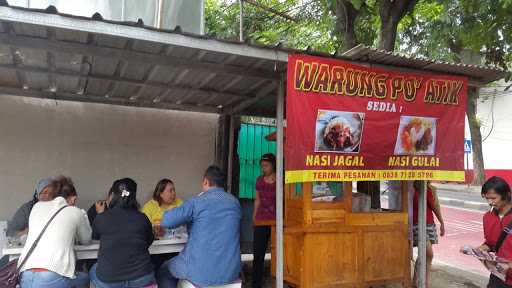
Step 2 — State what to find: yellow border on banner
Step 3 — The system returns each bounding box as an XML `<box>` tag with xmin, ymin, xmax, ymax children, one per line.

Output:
<box><xmin>285</xmin><ymin>170</ymin><xmax>465</xmax><ymax>183</ymax></box>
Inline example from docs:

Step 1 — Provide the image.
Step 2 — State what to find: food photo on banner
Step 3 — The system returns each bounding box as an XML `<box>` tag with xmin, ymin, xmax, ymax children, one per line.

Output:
<box><xmin>314</xmin><ymin>110</ymin><xmax>365</xmax><ymax>154</ymax></box>
<box><xmin>285</xmin><ymin>54</ymin><xmax>467</xmax><ymax>183</ymax></box>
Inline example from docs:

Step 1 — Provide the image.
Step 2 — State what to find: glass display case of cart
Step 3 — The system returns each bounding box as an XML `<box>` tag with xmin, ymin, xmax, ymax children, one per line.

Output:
<box><xmin>285</xmin><ymin>180</ymin><xmax>406</xmax><ymax>227</ymax></box>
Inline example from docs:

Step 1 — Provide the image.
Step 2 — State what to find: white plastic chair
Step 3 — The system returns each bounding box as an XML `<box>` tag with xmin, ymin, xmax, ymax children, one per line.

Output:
<box><xmin>0</xmin><ymin>221</ymin><xmax>6</xmax><ymax>258</ymax></box>
<box><xmin>177</xmin><ymin>279</ymin><xmax>242</xmax><ymax>288</ymax></box>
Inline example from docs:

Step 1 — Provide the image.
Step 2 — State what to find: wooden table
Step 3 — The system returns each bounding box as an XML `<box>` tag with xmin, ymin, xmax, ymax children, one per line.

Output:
<box><xmin>2</xmin><ymin>238</ymin><xmax>187</xmax><ymax>261</ymax></box>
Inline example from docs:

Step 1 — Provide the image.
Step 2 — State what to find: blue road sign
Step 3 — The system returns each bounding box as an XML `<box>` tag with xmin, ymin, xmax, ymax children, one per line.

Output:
<box><xmin>464</xmin><ymin>139</ymin><xmax>472</xmax><ymax>154</ymax></box>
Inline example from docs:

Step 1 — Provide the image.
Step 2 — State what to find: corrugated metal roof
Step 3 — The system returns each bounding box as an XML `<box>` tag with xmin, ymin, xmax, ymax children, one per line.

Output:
<box><xmin>342</xmin><ymin>45</ymin><xmax>507</xmax><ymax>85</ymax></box>
<box><xmin>0</xmin><ymin>3</ymin><xmax>508</xmax><ymax>117</ymax></box>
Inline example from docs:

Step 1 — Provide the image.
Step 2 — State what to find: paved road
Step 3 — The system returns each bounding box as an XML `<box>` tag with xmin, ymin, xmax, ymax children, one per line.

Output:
<box><xmin>433</xmin><ymin>205</ymin><xmax>489</xmax><ymax>276</ymax></box>
<box><xmin>436</xmin><ymin>190</ymin><xmax>486</xmax><ymax>204</ymax></box>
<box><xmin>435</xmin><ymin>186</ymin><xmax>490</xmax><ymax>211</ymax></box>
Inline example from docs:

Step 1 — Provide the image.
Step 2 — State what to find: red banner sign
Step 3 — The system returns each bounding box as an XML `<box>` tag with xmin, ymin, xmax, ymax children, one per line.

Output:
<box><xmin>285</xmin><ymin>54</ymin><xmax>467</xmax><ymax>183</ymax></box>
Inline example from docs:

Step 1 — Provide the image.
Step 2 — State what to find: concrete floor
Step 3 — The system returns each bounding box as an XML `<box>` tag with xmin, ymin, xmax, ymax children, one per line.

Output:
<box><xmin>242</xmin><ymin>261</ymin><xmax>488</xmax><ymax>288</ymax></box>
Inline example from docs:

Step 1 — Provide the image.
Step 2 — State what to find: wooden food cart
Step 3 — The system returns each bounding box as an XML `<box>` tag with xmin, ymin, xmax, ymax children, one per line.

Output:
<box><xmin>272</xmin><ymin>181</ymin><xmax>410</xmax><ymax>287</ymax></box>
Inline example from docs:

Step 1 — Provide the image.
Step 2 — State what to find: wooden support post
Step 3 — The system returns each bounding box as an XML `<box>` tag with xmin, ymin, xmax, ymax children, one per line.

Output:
<box><xmin>303</xmin><ymin>182</ymin><xmax>312</xmax><ymax>225</ymax></box>
<box><xmin>344</xmin><ymin>182</ymin><xmax>353</xmax><ymax>212</ymax></box>
<box><xmin>215</xmin><ymin>115</ymin><xmax>231</xmax><ymax>179</ymax></box>
<box><xmin>227</xmin><ymin>116</ymin><xmax>235</xmax><ymax>193</ymax></box>
<box><xmin>402</xmin><ymin>181</ymin><xmax>412</xmax><ymax>287</ymax></box>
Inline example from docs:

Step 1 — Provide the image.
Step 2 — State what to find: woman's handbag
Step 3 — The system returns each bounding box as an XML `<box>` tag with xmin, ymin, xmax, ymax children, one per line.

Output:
<box><xmin>0</xmin><ymin>205</ymin><xmax>68</xmax><ymax>288</ymax></box>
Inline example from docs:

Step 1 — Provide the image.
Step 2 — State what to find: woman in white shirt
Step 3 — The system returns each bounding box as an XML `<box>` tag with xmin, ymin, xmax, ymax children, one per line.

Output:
<box><xmin>17</xmin><ymin>177</ymin><xmax>92</xmax><ymax>288</ymax></box>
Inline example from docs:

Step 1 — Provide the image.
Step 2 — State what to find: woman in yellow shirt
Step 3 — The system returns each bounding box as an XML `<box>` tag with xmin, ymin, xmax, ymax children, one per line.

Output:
<box><xmin>142</xmin><ymin>179</ymin><xmax>183</xmax><ymax>227</ymax></box>
<box><xmin>142</xmin><ymin>179</ymin><xmax>183</xmax><ymax>270</ymax></box>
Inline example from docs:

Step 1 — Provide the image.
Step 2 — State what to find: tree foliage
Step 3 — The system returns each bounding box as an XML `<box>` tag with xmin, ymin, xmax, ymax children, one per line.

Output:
<box><xmin>400</xmin><ymin>0</ymin><xmax>512</xmax><ymax>70</ymax></box>
<box><xmin>205</xmin><ymin>0</ymin><xmax>511</xmax><ymax>70</ymax></box>
<box><xmin>205</xmin><ymin>0</ymin><xmax>337</xmax><ymax>52</ymax></box>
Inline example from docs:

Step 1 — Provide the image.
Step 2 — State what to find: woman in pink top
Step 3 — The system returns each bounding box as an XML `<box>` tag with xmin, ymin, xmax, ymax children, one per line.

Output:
<box><xmin>252</xmin><ymin>153</ymin><xmax>276</xmax><ymax>288</ymax></box>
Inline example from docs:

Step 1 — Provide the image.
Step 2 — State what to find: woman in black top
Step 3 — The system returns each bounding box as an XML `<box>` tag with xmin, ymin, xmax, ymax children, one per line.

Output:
<box><xmin>89</xmin><ymin>178</ymin><xmax>156</xmax><ymax>288</ymax></box>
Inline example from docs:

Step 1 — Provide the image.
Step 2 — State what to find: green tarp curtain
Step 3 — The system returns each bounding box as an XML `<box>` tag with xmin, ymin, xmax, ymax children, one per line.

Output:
<box><xmin>238</xmin><ymin>123</ymin><xmax>276</xmax><ymax>199</ymax></box>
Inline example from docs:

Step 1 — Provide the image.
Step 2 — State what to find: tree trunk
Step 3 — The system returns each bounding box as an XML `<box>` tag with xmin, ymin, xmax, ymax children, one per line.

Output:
<box><xmin>333</xmin><ymin>0</ymin><xmax>359</xmax><ymax>52</ymax></box>
<box><xmin>454</xmin><ymin>49</ymin><xmax>486</xmax><ymax>186</ymax></box>
<box><xmin>467</xmin><ymin>88</ymin><xmax>486</xmax><ymax>185</ymax></box>
<box><xmin>378</xmin><ymin>16</ymin><xmax>399</xmax><ymax>51</ymax></box>
<box><xmin>378</xmin><ymin>0</ymin><xmax>418</xmax><ymax>51</ymax></box>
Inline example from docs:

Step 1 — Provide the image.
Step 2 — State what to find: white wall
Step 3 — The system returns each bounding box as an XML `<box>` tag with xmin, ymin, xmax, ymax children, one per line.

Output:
<box><xmin>0</xmin><ymin>94</ymin><xmax>218</xmax><ymax>220</ymax></box>
<box><xmin>465</xmin><ymin>86</ymin><xmax>512</xmax><ymax>170</ymax></box>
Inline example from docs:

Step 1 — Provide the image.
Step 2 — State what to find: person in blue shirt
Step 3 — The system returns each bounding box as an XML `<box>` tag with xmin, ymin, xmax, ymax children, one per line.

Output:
<box><xmin>156</xmin><ymin>166</ymin><xmax>242</xmax><ymax>288</ymax></box>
